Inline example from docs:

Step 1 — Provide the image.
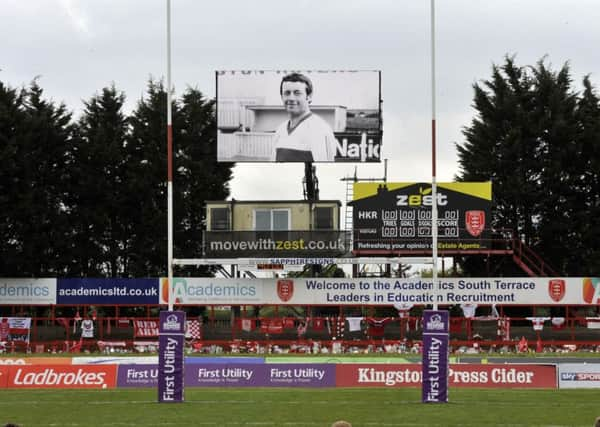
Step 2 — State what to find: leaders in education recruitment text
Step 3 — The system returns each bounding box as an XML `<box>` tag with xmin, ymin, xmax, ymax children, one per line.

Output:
<box><xmin>271</xmin><ymin>72</ymin><xmax>337</xmax><ymax>162</ymax></box>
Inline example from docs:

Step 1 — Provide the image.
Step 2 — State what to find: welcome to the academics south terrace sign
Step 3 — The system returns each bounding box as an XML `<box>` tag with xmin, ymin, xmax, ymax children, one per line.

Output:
<box><xmin>159</xmin><ymin>277</ymin><xmax>600</xmax><ymax>306</ymax></box>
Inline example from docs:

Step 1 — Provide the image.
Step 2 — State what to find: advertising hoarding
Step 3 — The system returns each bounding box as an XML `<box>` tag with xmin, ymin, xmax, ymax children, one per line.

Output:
<box><xmin>203</xmin><ymin>230</ymin><xmax>350</xmax><ymax>258</ymax></box>
<box><xmin>118</xmin><ymin>364</ymin><xmax>158</xmax><ymax>387</ymax></box>
<box><xmin>57</xmin><ymin>278</ymin><xmax>159</xmax><ymax>305</ymax></box>
<box><xmin>558</xmin><ymin>363</ymin><xmax>600</xmax><ymax>389</ymax></box>
<box><xmin>336</xmin><ymin>364</ymin><xmax>556</xmax><ymax>388</ymax></box>
<box><xmin>422</xmin><ymin>310</ymin><xmax>449</xmax><ymax>403</ymax></box>
<box><xmin>158</xmin><ymin>311</ymin><xmax>185</xmax><ymax>403</ymax></box>
<box><xmin>0</xmin><ymin>366</ymin><xmax>7</xmax><ymax>388</ymax></box>
<box><xmin>4</xmin><ymin>365</ymin><xmax>117</xmax><ymax>389</ymax></box>
<box><xmin>0</xmin><ymin>278</ymin><xmax>56</xmax><ymax>305</ymax></box>
<box><xmin>185</xmin><ymin>363</ymin><xmax>335</xmax><ymax>387</ymax></box>
<box><xmin>160</xmin><ymin>277</ymin><xmax>598</xmax><ymax>306</ymax></box>
<box><xmin>351</xmin><ymin>182</ymin><xmax>491</xmax><ymax>253</ymax></box>
<box><xmin>216</xmin><ymin>70</ymin><xmax>382</xmax><ymax>163</ymax></box>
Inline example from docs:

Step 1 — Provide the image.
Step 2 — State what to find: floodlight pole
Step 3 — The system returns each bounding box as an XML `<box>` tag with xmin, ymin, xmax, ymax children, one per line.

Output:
<box><xmin>167</xmin><ymin>0</ymin><xmax>174</xmax><ymax>311</ymax></box>
<box><xmin>430</xmin><ymin>0</ymin><xmax>439</xmax><ymax>309</ymax></box>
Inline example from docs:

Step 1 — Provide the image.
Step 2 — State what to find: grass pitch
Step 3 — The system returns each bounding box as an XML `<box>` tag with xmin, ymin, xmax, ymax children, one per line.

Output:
<box><xmin>1</xmin><ymin>387</ymin><xmax>599</xmax><ymax>427</ymax></box>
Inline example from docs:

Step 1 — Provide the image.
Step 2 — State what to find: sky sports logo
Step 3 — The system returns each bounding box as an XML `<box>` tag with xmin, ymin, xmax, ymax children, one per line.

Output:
<box><xmin>561</xmin><ymin>372</ymin><xmax>600</xmax><ymax>381</ymax></box>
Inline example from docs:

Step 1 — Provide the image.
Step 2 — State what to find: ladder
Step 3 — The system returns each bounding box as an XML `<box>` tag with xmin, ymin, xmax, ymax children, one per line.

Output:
<box><xmin>344</xmin><ymin>178</ymin><xmax>354</xmax><ymax>235</ymax></box>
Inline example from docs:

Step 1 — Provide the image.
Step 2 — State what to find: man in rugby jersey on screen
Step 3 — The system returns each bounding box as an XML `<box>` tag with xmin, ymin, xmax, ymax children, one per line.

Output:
<box><xmin>271</xmin><ymin>72</ymin><xmax>337</xmax><ymax>162</ymax></box>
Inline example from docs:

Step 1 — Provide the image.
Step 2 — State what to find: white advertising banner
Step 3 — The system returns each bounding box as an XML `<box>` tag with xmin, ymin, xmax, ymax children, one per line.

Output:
<box><xmin>559</xmin><ymin>364</ymin><xmax>600</xmax><ymax>389</ymax></box>
<box><xmin>160</xmin><ymin>277</ymin><xmax>599</xmax><ymax>306</ymax></box>
<box><xmin>0</xmin><ymin>279</ymin><xmax>56</xmax><ymax>305</ymax></box>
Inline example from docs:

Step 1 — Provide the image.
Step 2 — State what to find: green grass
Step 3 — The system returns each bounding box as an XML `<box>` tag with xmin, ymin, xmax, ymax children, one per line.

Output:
<box><xmin>1</xmin><ymin>388</ymin><xmax>599</xmax><ymax>426</ymax></box>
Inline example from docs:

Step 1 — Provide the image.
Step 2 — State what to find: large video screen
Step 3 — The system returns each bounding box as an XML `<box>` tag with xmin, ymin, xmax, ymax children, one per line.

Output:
<box><xmin>216</xmin><ymin>70</ymin><xmax>382</xmax><ymax>163</ymax></box>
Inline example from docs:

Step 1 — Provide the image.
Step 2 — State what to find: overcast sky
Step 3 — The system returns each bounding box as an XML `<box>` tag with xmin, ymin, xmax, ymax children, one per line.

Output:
<box><xmin>2</xmin><ymin>0</ymin><xmax>599</xmax><ymax>205</ymax></box>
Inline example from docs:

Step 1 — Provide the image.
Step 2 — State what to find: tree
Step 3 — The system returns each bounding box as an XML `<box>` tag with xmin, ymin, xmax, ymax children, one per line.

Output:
<box><xmin>124</xmin><ymin>80</ymin><xmax>171</xmax><ymax>277</ymax></box>
<box><xmin>0</xmin><ymin>80</ymin><xmax>74</xmax><ymax>276</ymax></box>
<box><xmin>456</xmin><ymin>57</ymin><xmax>600</xmax><ymax>276</ymax></box>
<box><xmin>70</xmin><ymin>85</ymin><xmax>130</xmax><ymax>276</ymax></box>
<box><xmin>173</xmin><ymin>87</ymin><xmax>233</xmax><ymax>276</ymax></box>
<box><xmin>126</xmin><ymin>80</ymin><xmax>234</xmax><ymax>277</ymax></box>
<box><xmin>0</xmin><ymin>77</ymin><xmax>233</xmax><ymax>278</ymax></box>
<box><xmin>532</xmin><ymin>62</ymin><xmax>581</xmax><ymax>275</ymax></box>
<box><xmin>0</xmin><ymin>81</ymin><xmax>27</xmax><ymax>274</ymax></box>
<box><xmin>574</xmin><ymin>77</ymin><xmax>600</xmax><ymax>274</ymax></box>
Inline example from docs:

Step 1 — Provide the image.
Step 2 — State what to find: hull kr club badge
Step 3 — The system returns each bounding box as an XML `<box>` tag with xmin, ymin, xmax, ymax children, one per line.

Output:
<box><xmin>465</xmin><ymin>210</ymin><xmax>485</xmax><ymax>237</ymax></box>
<box><xmin>277</xmin><ymin>279</ymin><xmax>294</xmax><ymax>302</ymax></box>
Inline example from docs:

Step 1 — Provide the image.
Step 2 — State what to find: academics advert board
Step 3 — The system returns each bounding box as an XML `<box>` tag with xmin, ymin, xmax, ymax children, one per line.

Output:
<box><xmin>0</xmin><ymin>279</ymin><xmax>56</xmax><ymax>305</ymax></box>
<box><xmin>57</xmin><ymin>278</ymin><xmax>159</xmax><ymax>305</ymax></box>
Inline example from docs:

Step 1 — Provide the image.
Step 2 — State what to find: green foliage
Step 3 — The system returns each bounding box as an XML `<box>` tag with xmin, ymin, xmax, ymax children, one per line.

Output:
<box><xmin>173</xmin><ymin>87</ymin><xmax>233</xmax><ymax>276</ymax></box>
<box><xmin>0</xmin><ymin>80</ymin><xmax>74</xmax><ymax>276</ymax></box>
<box><xmin>70</xmin><ymin>85</ymin><xmax>130</xmax><ymax>276</ymax></box>
<box><xmin>456</xmin><ymin>56</ymin><xmax>600</xmax><ymax>276</ymax></box>
<box><xmin>0</xmin><ymin>78</ymin><xmax>233</xmax><ymax>277</ymax></box>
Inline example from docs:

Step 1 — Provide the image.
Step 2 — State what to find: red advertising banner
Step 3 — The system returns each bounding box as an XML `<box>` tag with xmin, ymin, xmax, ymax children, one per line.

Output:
<box><xmin>5</xmin><ymin>364</ymin><xmax>117</xmax><ymax>389</ymax></box>
<box><xmin>0</xmin><ymin>366</ymin><xmax>8</xmax><ymax>388</ymax></box>
<box><xmin>336</xmin><ymin>364</ymin><xmax>556</xmax><ymax>389</ymax></box>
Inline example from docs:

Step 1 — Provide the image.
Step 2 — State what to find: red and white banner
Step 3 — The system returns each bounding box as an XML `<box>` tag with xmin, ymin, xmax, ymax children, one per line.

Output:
<box><xmin>133</xmin><ymin>320</ymin><xmax>159</xmax><ymax>337</ymax></box>
<box><xmin>185</xmin><ymin>320</ymin><xmax>202</xmax><ymax>339</ymax></box>
<box><xmin>4</xmin><ymin>364</ymin><xmax>117</xmax><ymax>389</ymax></box>
<box><xmin>260</xmin><ymin>319</ymin><xmax>284</xmax><ymax>334</ymax></box>
<box><xmin>336</xmin><ymin>364</ymin><xmax>556</xmax><ymax>389</ymax></box>
<box><xmin>0</xmin><ymin>317</ymin><xmax>31</xmax><ymax>343</ymax></box>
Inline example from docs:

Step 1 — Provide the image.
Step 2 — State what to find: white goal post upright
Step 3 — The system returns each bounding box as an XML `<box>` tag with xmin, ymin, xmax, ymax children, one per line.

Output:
<box><xmin>166</xmin><ymin>0</ymin><xmax>174</xmax><ymax>312</ymax></box>
<box><xmin>430</xmin><ymin>0</ymin><xmax>439</xmax><ymax>310</ymax></box>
